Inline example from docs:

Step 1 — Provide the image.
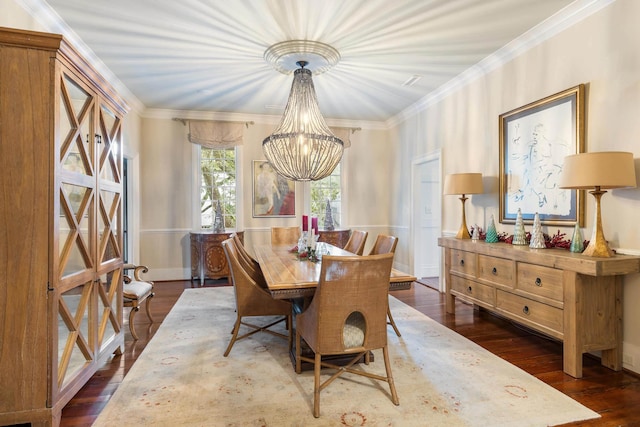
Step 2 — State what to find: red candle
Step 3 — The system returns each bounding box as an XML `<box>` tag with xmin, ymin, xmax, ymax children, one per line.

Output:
<box><xmin>312</xmin><ymin>217</ymin><xmax>318</xmax><ymax>234</ymax></box>
<box><xmin>302</xmin><ymin>215</ymin><xmax>308</xmax><ymax>231</ymax></box>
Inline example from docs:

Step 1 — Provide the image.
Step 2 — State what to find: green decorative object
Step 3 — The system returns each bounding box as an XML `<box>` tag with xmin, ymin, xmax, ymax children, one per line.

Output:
<box><xmin>512</xmin><ymin>208</ymin><xmax>527</xmax><ymax>245</ymax></box>
<box><xmin>485</xmin><ymin>215</ymin><xmax>499</xmax><ymax>243</ymax></box>
<box><xmin>570</xmin><ymin>224</ymin><xmax>584</xmax><ymax>253</ymax></box>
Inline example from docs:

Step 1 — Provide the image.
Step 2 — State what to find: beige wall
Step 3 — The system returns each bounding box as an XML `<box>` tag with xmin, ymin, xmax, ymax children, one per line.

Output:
<box><xmin>391</xmin><ymin>0</ymin><xmax>640</xmax><ymax>373</ymax></box>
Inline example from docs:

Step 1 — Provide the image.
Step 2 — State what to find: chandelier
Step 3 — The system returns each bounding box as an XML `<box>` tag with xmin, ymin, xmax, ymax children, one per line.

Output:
<box><xmin>262</xmin><ymin>42</ymin><xmax>344</xmax><ymax>181</ymax></box>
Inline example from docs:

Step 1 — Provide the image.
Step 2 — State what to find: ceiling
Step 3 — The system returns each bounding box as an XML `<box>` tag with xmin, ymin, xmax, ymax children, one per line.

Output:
<box><xmin>31</xmin><ymin>0</ymin><xmax>586</xmax><ymax>123</ymax></box>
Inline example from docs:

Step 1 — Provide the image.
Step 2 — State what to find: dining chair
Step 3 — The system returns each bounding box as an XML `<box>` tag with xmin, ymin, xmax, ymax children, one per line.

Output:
<box><xmin>270</xmin><ymin>226</ymin><xmax>301</xmax><ymax>246</ymax></box>
<box><xmin>221</xmin><ymin>238</ymin><xmax>292</xmax><ymax>357</ymax></box>
<box><xmin>368</xmin><ymin>234</ymin><xmax>401</xmax><ymax>336</ymax></box>
<box><xmin>122</xmin><ymin>264</ymin><xmax>155</xmax><ymax>340</ymax></box>
<box><xmin>342</xmin><ymin>230</ymin><xmax>368</xmax><ymax>255</ymax></box>
<box><xmin>230</xmin><ymin>232</ymin><xmax>266</xmax><ymax>288</ymax></box>
<box><xmin>295</xmin><ymin>253</ymin><xmax>399</xmax><ymax>417</ymax></box>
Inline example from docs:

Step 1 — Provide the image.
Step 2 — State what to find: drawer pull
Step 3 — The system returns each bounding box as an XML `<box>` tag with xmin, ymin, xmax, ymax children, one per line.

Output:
<box><xmin>492</xmin><ymin>267</ymin><xmax>497</xmax><ymax>275</ymax></box>
<box><xmin>467</xmin><ymin>286</ymin><xmax>472</xmax><ymax>293</ymax></box>
<box><xmin>535</xmin><ymin>278</ymin><xmax>542</xmax><ymax>286</ymax></box>
<box><xmin>460</xmin><ymin>259</ymin><xmax>465</xmax><ymax>266</ymax></box>
<box><xmin>523</xmin><ymin>306</ymin><xmax>530</xmax><ymax>315</ymax></box>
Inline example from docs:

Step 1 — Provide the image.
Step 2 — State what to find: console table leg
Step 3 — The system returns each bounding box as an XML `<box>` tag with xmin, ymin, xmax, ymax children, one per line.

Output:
<box><xmin>563</xmin><ymin>271</ymin><xmax>582</xmax><ymax>378</ymax></box>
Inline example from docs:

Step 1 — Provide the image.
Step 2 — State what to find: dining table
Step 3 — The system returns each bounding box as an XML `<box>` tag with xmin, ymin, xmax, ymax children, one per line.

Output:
<box><xmin>253</xmin><ymin>242</ymin><xmax>417</xmax><ymax>300</ymax></box>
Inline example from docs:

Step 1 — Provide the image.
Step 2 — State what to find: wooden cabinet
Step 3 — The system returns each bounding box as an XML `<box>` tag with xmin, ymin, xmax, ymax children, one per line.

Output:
<box><xmin>439</xmin><ymin>237</ymin><xmax>640</xmax><ymax>378</ymax></box>
<box><xmin>318</xmin><ymin>229</ymin><xmax>351</xmax><ymax>248</ymax></box>
<box><xmin>190</xmin><ymin>231</ymin><xmax>244</xmax><ymax>285</ymax></box>
<box><xmin>0</xmin><ymin>28</ymin><xmax>128</xmax><ymax>426</ymax></box>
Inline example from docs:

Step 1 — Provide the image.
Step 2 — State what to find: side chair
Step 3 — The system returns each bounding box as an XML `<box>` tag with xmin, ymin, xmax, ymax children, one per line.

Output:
<box><xmin>230</xmin><ymin>232</ymin><xmax>266</xmax><ymax>288</ymax></box>
<box><xmin>343</xmin><ymin>229</ymin><xmax>368</xmax><ymax>255</ymax></box>
<box><xmin>222</xmin><ymin>238</ymin><xmax>292</xmax><ymax>357</ymax></box>
<box><xmin>368</xmin><ymin>234</ymin><xmax>402</xmax><ymax>337</ymax></box>
<box><xmin>295</xmin><ymin>253</ymin><xmax>399</xmax><ymax>417</ymax></box>
<box><xmin>270</xmin><ymin>226</ymin><xmax>301</xmax><ymax>246</ymax></box>
<box><xmin>122</xmin><ymin>264</ymin><xmax>155</xmax><ymax>340</ymax></box>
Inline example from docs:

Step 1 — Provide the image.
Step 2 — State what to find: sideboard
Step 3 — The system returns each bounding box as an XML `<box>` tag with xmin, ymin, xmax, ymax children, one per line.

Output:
<box><xmin>318</xmin><ymin>229</ymin><xmax>351</xmax><ymax>248</ymax></box>
<box><xmin>190</xmin><ymin>231</ymin><xmax>244</xmax><ymax>285</ymax></box>
<box><xmin>438</xmin><ymin>237</ymin><xmax>640</xmax><ymax>378</ymax></box>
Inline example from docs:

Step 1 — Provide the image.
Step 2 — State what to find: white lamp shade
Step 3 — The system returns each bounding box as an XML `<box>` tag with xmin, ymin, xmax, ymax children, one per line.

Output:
<box><xmin>444</xmin><ymin>173</ymin><xmax>484</xmax><ymax>195</ymax></box>
<box><xmin>559</xmin><ymin>151</ymin><xmax>637</xmax><ymax>189</ymax></box>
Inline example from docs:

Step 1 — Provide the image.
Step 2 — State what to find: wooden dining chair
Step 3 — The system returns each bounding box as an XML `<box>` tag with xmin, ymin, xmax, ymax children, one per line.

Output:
<box><xmin>368</xmin><ymin>234</ymin><xmax>401</xmax><ymax>336</ymax></box>
<box><xmin>270</xmin><ymin>226</ymin><xmax>301</xmax><ymax>246</ymax></box>
<box><xmin>230</xmin><ymin>232</ymin><xmax>266</xmax><ymax>288</ymax></box>
<box><xmin>221</xmin><ymin>238</ymin><xmax>292</xmax><ymax>357</ymax></box>
<box><xmin>343</xmin><ymin>230</ymin><xmax>368</xmax><ymax>255</ymax></box>
<box><xmin>295</xmin><ymin>253</ymin><xmax>399</xmax><ymax>417</ymax></box>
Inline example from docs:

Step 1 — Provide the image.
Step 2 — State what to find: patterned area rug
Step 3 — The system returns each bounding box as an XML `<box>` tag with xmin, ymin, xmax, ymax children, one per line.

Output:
<box><xmin>94</xmin><ymin>287</ymin><xmax>599</xmax><ymax>426</ymax></box>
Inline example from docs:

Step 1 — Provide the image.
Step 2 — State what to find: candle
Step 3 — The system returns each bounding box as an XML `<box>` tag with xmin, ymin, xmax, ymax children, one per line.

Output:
<box><xmin>312</xmin><ymin>217</ymin><xmax>318</xmax><ymax>235</ymax></box>
<box><xmin>302</xmin><ymin>215</ymin><xmax>308</xmax><ymax>231</ymax></box>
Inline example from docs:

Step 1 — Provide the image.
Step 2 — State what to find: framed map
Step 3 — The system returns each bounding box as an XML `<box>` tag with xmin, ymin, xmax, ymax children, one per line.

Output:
<box><xmin>499</xmin><ymin>85</ymin><xmax>585</xmax><ymax>226</ymax></box>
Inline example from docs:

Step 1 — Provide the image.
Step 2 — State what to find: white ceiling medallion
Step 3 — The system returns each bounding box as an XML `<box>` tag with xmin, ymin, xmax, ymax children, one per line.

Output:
<box><xmin>264</xmin><ymin>40</ymin><xmax>340</xmax><ymax>75</ymax></box>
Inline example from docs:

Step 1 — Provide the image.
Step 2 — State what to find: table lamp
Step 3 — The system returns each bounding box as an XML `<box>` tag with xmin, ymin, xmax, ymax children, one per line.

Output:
<box><xmin>559</xmin><ymin>151</ymin><xmax>637</xmax><ymax>257</ymax></box>
<box><xmin>444</xmin><ymin>173</ymin><xmax>484</xmax><ymax>239</ymax></box>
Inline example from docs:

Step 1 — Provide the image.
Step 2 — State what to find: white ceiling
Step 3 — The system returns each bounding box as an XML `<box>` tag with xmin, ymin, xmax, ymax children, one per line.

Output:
<box><xmin>28</xmin><ymin>0</ymin><xmax>596</xmax><ymax>123</ymax></box>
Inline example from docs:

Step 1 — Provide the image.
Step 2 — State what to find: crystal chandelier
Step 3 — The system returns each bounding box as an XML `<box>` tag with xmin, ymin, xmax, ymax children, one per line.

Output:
<box><xmin>262</xmin><ymin>60</ymin><xmax>344</xmax><ymax>181</ymax></box>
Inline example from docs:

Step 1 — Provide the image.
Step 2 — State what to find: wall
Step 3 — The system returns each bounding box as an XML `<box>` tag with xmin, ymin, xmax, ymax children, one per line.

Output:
<box><xmin>391</xmin><ymin>0</ymin><xmax>640</xmax><ymax>373</ymax></box>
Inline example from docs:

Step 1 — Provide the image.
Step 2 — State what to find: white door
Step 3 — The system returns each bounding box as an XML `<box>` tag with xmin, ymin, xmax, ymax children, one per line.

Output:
<box><xmin>413</xmin><ymin>155</ymin><xmax>441</xmax><ymax>285</ymax></box>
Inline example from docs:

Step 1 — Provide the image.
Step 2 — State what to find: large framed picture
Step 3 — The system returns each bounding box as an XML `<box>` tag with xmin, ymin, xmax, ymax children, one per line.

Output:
<box><xmin>252</xmin><ymin>160</ymin><xmax>296</xmax><ymax>217</ymax></box>
<box><xmin>499</xmin><ymin>84</ymin><xmax>585</xmax><ymax>226</ymax></box>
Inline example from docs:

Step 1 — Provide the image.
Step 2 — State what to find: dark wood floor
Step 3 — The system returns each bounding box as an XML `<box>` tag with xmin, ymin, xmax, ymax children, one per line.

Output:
<box><xmin>58</xmin><ymin>279</ymin><xmax>640</xmax><ymax>427</ymax></box>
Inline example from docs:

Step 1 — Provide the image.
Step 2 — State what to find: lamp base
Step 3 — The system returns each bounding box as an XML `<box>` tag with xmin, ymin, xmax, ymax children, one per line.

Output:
<box><xmin>455</xmin><ymin>195</ymin><xmax>471</xmax><ymax>239</ymax></box>
<box><xmin>582</xmin><ymin>188</ymin><xmax>614</xmax><ymax>258</ymax></box>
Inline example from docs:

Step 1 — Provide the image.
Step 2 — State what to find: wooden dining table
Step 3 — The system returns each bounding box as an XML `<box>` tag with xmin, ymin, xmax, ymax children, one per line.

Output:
<box><xmin>253</xmin><ymin>242</ymin><xmax>417</xmax><ymax>300</ymax></box>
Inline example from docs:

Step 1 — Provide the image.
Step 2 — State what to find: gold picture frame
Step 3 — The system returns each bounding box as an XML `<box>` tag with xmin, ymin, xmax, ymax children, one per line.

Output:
<box><xmin>499</xmin><ymin>84</ymin><xmax>585</xmax><ymax>226</ymax></box>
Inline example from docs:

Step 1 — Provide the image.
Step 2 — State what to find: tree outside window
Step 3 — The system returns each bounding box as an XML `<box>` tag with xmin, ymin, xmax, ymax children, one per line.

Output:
<box><xmin>311</xmin><ymin>163</ymin><xmax>341</xmax><ymax>229</ymax></box>
<box><xmin>200</xmin><ymin>147</ymin><xmax>236</xmax><ymax>229</ymax></box>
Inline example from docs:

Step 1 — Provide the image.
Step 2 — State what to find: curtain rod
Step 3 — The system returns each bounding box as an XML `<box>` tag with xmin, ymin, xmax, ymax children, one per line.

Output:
<box><xmin>172</xmin><ymin>118</ymin><xmax>254</xmax><ymax>128</ymax></box>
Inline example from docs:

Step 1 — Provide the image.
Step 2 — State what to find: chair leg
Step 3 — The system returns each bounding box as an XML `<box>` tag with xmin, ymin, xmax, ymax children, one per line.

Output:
<box><xmin>387</xmin><ymin>303</ymin><xmax>401</xmax><ymax>337</ymax></box>
<box><xmin>144</xmin><ymin>293</ymin><xmax>155</xmax><ymax>323</ymax></box>
<box><xmin>382</xmin><ymin>345</ymin><xmax>399</xmax><ymax>405</ymax></box>
<box><xmin>313</xmin><ymin>352</ymin><xmax>321</xmax><ymax>418</ymax></box>
<box><xmin>295</xmin><ymin>330</ymin><xmax>302</xmax><ymax>373</ymax></box>
<box><xmin>129</xmin><ymin>306</ymin><xmax>140</xmax><ymax>340</ymax></box>
<box><xmin>224</xmin><ymin>317</ymin><xmax>242</xmax><ymax>357</ymax></box>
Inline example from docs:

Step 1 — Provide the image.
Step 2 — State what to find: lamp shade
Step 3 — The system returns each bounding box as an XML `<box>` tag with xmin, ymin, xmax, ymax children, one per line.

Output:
<box><xmin>443</xmin><ymin>173</ymin><xmax>484</xmax><ymax>195</ymax></box>
<box><xmin>559</xmin><ymin>152</ymin><xmax>637</xmax><ymax>189</ymax></box>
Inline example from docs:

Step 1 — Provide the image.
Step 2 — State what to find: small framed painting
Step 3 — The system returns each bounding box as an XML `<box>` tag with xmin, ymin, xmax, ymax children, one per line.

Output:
<box><xmin>499</xmin><ymin>85</ymin><xmax>585</xmax><ymax>226</ymax></box>
<box><xmin>252</xmin><ymin>160</ymin><xmax>296</xmax><ymax>217</ymax></box>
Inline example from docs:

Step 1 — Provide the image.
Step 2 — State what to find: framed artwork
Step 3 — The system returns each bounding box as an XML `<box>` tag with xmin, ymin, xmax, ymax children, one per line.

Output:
<box><xmin>252</xmin><ymin>160</ymin><xmax>296</xmax><ymax>217</ymax></box>
<box><xmin>499</xmin><ymin>84</ymin><xmax>585</xmax><ymax>226</ymax></box>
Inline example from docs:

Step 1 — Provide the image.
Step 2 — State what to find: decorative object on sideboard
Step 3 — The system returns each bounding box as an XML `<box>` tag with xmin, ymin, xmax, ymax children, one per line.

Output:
<box><xmin>213</xmin><ymin>200</ymin><xmax>225</xmax><ymax>233</ymax></box>
<box><xmin>570</xmin><ymin>224</ymin><xmax>585</xmax><ymax>253</ymax></box>
<box><xmin>323</xmin><ymin>199</ymin><xmax>335</xmax><ymax>230</ymax></box>
<box><xmin>444</xmin><ymin>173</ymin><xmax>484</xmax><ymax>239</ymax></box>
<box><xmin>559</xmin><ymin>151</ymin><xmax>637</xmax><ymax>257</ymax></box>
<box><xmin>529</xmin><ymin>212</ymin><xmax>546</xmax><ymax>249</ymax></box>
<box><xmin>485</xmin><ymin>215</ymin><xmax>500</xmax><ymax>243</ymax></box>
<box><xmin>512</xmin><ymin>208</ymin><xmax>528</xmax><ymax>245</ymax></box>
<box><xmin>262</xmin><ymin>41</ymin><xmax>344</xmax><ymax>181</ymax></box>
<box><xmin>471</xmin><ymin>225</ymin><xmax>480</xmax><ymax>241</ymax></box>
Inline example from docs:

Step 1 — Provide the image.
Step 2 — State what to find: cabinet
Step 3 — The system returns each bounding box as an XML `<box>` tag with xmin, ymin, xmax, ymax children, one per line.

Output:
<box><xmin>190</xmin><ymin>231</ymin><xmax>244</xmax><ymax>285</ymax></box>
<box><xmin>439</xmin><ymin>237</ymin><xmax>640</xmax><ymax>378</ymax></box>
<box><xmin>0</xmin><ymin>28</ymin><xmax>128</xmax><ymax>426</ymax></box>
<box><xmin>318</xmin><ymin>229</ymin><xmax>351</xmax><ymax>248</ymax></box>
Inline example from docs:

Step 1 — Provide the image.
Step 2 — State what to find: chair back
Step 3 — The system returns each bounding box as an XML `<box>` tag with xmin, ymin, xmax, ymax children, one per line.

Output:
<box><xmin>343</xmin><ymin>230</ymin><xmax>368</xmax><ymax>255</ymax></box>
<box><xmin>368</xmin><ymin>234</ymin><xmax>398</xmax><ymax>255</ymax></box>
<box><xmin>271</xmin><ymin>226</ymin><xmax>301</xmax><ymax>246</ymax></box>
<box><xmin>229</xmin><ymin>233</ymin><xmax>266</xmax><ymax>288</ymax></box>
<box><xmin>299</xmin><ymin>253</ymin><xmax>394</xmax><ymax>354</ymax></box>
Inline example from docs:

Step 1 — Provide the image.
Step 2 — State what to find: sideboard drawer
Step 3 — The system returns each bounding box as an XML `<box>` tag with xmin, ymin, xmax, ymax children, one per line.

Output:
<box><xmin>450</xmin><ymin>275</ymin><xmax>495</xmax><ymax>306</ymax></box>
<box><xmin>450</xmin><ymin>249</ymin><xmax>476</xmax><ymax>277</ymax></box>
<box><xmin>496</xmin><ymin>290</ymin><xmax>563</xmax><ymax>337</ymax></box>
<box><xmin>517</xmin><ymin>263</ymin><xmax>564</xmax><ymax>303</ymax></box>
<box><xmin>478</xmin><ymin>255</ymin><xmax>514</xmax><ymax>288</ymax></box>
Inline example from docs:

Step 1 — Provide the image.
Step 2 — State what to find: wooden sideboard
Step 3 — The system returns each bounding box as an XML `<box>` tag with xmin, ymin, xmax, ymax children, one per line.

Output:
<box><xmin>190</xmin><ymin>231</ymin><xmax>244</xmax><ymax>285</ymax></box>
<box><xmin>318</xmin><ymin>229</ymin><xmax>351</xmax><ymax>248</ymax></box>
<box><xmin>438</xmin><ymin>237</ymin><xmax>640</xmax><ymax>378</ymax></box>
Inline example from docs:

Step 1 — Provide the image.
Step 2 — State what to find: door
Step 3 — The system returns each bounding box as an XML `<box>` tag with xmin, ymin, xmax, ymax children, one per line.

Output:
<box><xmin>412</xmin><ymin>154</ymin><xmax>441</xmax><ymax>288</ymax></box>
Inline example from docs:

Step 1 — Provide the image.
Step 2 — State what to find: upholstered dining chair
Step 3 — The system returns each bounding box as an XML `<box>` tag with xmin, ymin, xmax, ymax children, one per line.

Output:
<box><xmin>123</xmin><ymin>264</ymin><xmax>155</xmax><ymax>340</ymax></box>
<box><xmin>270</xmin><ymin>226</ymin><xmax>301</xmax><ymax>246</ymax></box>
<box><xmin>343</xmin><ymin>230</ymin><xmax>368</xmax><ymax>255</ymax></box>
<box><xmin>295</xmin><ymin>253</ymin><xmax>399</xmax><ymax>418</ymax></box>
<box><xmin>222</xmin><ymin>238</ymin><xmax>292</xmax><ymax>357</ymax></box>
<box><xmin>230</xmin><ymin>232</ymin><xmax>267</xmax><ymax>288</ymax></box>
<box><xmin>368</xmin><ymin>234</ymin><xmax>401</xmax><ymax>337</ymax></box>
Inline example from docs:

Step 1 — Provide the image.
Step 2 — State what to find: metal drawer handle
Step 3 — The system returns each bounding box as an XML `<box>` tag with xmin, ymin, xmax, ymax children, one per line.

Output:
<box><xmin>492</xmin><ymin>267</ymin><xmax>497</xmax><ymax>275</ymax></box>
<box><xmin>460</xmin><ymin>259</ymin><xmax>465</xmax><ymax>266</ymax></box>
<box><xmin>523</xmin><ymin>306</ymin><xmax>530</xmax><ymax>315</ymax></box>
<box><xmin>467</xmin><ymin>286</ymin><xmax>472</xmax><ymax>293</ymax></box>
<box><xmin>535</xmin><ymin>278</ymin><xmax>542</xmax><ymax>286</ymax></box>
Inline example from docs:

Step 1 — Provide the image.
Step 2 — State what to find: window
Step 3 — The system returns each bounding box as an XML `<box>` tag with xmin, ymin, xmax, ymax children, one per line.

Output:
<box><xmin>200</xmin><ymin>147</ymin><xmax>236</xmax><ymax>229</ymax></box>
<box><xmin>311</xmin><ymin>162</ymin><xmax>341</xmax><ymax>229</ymax></box>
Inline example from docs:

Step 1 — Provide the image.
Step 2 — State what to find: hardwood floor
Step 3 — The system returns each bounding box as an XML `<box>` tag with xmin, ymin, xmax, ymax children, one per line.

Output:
<box><xmin>57</xmin><ymin>279</ymin><xmax>640</xmax><ymax>426</ymax></box>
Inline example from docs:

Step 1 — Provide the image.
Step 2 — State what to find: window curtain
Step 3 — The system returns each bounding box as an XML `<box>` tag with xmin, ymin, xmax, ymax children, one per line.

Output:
<box><xmin>188</xmin><ymin>120</ymin><xmax>244</xmax><ymax>148</ymax></box>
<box><xmin>330</xmin><ymin>127</ymin><xmax>352</xmax><ymax>148</ymax></box>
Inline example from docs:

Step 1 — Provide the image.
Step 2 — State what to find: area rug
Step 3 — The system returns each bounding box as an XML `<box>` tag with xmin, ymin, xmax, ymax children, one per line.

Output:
<box><xmin>94</xmin><ymin>287</ymin><xmax>599</xmax><ymax>426</ymax></box>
